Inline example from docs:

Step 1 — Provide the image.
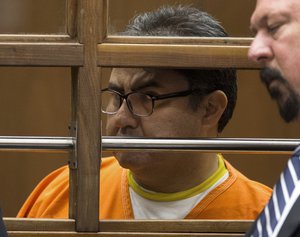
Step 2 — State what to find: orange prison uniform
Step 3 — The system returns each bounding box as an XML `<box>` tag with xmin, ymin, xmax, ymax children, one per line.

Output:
<box><xmin>18</xmin><ymin>157</ymin><xmax>272</xmax><ymax>219</ymax></box>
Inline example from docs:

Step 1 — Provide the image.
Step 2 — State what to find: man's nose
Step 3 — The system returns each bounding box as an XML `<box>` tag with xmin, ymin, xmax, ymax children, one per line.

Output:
<box><xmin>108</xmin><ymin>100</ymin><xmax>139</xmax><ymax>132</ymax></box>
<box><xmin>248</xmin><ymin>32</ymin><xmax>272</xmax><ymax>64</ymax></box>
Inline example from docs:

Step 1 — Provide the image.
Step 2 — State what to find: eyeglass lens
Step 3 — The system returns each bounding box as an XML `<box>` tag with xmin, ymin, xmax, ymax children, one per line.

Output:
<box><xmin>101</xmin><ymin>90</ymin><xmax>153</xmax><ymax>116</ymax></box>
<box><xmin>101</xmin><ymin>90</ymin><xmax>121</xmax><ymax>114</ymax></box>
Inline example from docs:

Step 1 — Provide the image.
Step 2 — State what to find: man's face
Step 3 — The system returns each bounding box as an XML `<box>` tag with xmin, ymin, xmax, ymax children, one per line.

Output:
<box><xmin>248</xmin><ymin>0</ymin><xmax>300</xmax><ymax>122</ymax></box>
<box><xmin>105</xmin><ymin>68</ymin><xmax>208</xmax><ymax>172</ymax></box>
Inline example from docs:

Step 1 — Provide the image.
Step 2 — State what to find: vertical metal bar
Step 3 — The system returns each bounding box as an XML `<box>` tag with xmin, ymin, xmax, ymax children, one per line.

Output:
<box><xmin>67</xmin><ymin>0</ymin><xmax>79</xmax><ymax>223</ymax></box>
<box><xmin>69</xmin><ymin>67</ymin><xmax>79</xmax><ymax>220</ymax></box>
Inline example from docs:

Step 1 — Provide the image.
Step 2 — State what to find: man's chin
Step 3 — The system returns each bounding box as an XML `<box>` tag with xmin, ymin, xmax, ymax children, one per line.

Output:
<box><xmin>280</xmin><ymin>107</ymin><xmax>300</xmax><ymax>123</ymax></box>
<box><xmin>260</xmin><ymin>67</ymin><xmax>300</xmax><ymax>123</ymax></box>
<box><xmin>114</xmin><ymin>152</ymin><xmax>150</xmax><ymax>170</ymax></box>
<box><xmin>278</xmin><ymin>90</ymin><xmax>300</xmax><ymax>123</ymax></box>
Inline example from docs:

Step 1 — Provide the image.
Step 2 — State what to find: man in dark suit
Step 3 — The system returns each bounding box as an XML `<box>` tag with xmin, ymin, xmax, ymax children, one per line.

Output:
<box><xmin>0</xmin><ymin>209</ymin><xmax>7</xmax><ymax>237</ymax></box>
<box><xmin>247</xmin><ymin>0</ymin><xmax>300</xmax><ymax>236</ymax></box>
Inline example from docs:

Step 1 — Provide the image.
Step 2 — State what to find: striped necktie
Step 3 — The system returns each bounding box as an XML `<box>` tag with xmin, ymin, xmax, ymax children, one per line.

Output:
<box><xmin>246</xmin><ymin>147</ymin><xmax>300</xmax><ymax>237</ymax></box>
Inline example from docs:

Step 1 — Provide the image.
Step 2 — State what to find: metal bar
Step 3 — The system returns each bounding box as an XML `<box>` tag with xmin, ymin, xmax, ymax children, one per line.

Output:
<box><xmin>0</xmin><ymin>136</ymin><xmax>299</xmax><ymax>154</ymax></box>
<box><xmin>0</xmin><ymin>136</ymin><xmax>74</xmax><ymax>150</ymax></box>
<box><xmin>103</xmin><ymin>137</ymin><xmax>300</xmax><ymax>154</ymax></box>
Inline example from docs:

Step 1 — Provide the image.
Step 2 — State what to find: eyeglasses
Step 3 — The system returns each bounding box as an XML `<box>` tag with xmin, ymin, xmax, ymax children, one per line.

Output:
<box><xmin>101</xmin><ymin>88</ymin><xmax>208</xmax><ymax>117</ymax></box>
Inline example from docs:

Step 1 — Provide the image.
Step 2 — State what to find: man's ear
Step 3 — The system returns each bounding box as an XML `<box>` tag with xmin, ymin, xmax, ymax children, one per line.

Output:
<box><xmin>201</xmin><ymin>90</ymin><xmax>228</xmax><ymax>129</ymax></box>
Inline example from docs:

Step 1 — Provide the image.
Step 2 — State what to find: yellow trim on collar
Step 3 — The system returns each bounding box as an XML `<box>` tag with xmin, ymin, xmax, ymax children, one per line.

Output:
<box><xmin>128</xmin><ymin>154</ymin><xmax>227</xmax><ymax>202</ymax></box>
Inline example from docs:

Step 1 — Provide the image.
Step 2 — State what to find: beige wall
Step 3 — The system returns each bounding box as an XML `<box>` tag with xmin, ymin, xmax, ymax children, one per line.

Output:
<box><xmin>0</xmin><ymin>0</ymin><xmax>299</xmax><ymax>217</ymax></box>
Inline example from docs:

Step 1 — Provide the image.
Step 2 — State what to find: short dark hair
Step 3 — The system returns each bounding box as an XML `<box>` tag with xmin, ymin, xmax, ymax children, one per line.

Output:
<box><xmin>121</xmin><ymin>5</ymin><xmax>237</xmax><ymax>132</ymax></box>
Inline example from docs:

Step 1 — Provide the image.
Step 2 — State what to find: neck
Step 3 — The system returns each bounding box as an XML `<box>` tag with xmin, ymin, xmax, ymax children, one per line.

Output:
<box><xmin>131</xmin><ymin>153</ymin><xmax>219</xmax><ymax>193</ymax></box>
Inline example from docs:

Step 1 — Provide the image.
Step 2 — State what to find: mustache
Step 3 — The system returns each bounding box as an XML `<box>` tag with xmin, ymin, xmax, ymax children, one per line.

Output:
<box><xmin>260</xmin><ymin>68</ymin><xmax>288</xmax><ymax>99</ymax></box>
<box><xmin>260</xmin><ymin>68</ymin><xmax>284</xmax><ymax>84</ymax></box>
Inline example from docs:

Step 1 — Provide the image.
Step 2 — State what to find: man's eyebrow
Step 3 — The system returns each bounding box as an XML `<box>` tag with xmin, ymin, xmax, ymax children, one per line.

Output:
<box><xmin>249</xmin><ymin>19</ymin><xmax>260</xmax><ymax>35</ymax></box>
<box><xmin>131</xmin><ymin>79</ymin><xmax>161</xmax><ymax>91</ymax></box>
<box><xmin>250</xmin><ymin>15</ymin><xmax>268</xmax><ymax>34</ymax></box>
<box><xmin>106</xmin><ymin>80</ymin><xmax>160</xmax><ymax>94</ymax></box>
<box><xmin>249</xmin><ymin>23</ymin><xmax>257</xmax><ymax>34</ymax></box>
<box><xmin>107</xmin><ymin>82</ymin><xmax>123</xmax><ymax>93</ymax></box>
<box><xmin>249</xmin><ymin>27</ymin><xmax>257</xmax><ymax>36</ymax></box>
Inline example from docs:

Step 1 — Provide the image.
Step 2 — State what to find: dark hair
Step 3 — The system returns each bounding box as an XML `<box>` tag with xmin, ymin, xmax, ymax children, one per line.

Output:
<box><xmin>121</xmin><ymin>5</ymin><xmax>237</xmax><ymax>132</ymax></box>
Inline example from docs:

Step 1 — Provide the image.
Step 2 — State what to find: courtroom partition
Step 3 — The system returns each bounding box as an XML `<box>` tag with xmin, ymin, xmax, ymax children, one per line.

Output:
<box><xmin>0</xmin><ymin>0</ymin><xmax>101</xmax><ymax>232</ymax></box>
<box><xmin>5</xmin><ymin>218</ymin><xmax>251</xmax><ymax>236</ymax></box>
<box><xmin>1</xmin><ymin>0</ymin><xmax>298</xmax><ymax>236</ymax></box>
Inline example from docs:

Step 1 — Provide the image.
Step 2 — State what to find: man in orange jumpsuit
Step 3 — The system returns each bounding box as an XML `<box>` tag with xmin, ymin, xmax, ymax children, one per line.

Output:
<box><xmin>18</xmin><ymin>5</ymin><xmax>271</xmax><ymax>220</ymax></box>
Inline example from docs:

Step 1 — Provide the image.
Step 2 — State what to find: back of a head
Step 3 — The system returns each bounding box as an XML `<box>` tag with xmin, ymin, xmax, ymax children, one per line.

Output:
<box><xmin>122</xmin><ymin>5</ymin><xmax>227</xmax><ymax>37</ymax></box>
<box><xmin>121</xmin><ymin>5</ymin><xmax>237</xmax><ymax>133</ymax></box>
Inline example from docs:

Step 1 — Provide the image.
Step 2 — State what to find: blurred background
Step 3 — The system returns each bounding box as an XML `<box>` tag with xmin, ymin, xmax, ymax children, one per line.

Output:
<box><xmin>0</xmin><ymin>0</ymin><xmax>299</xmax><ymax>217</ymax></box>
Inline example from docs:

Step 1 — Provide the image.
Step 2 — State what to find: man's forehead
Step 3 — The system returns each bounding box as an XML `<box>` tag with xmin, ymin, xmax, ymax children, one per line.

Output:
<box><xmin>251</xmin><ymin>0</ymin><xmax>295</xmax><ymax>30</ymax></box>
<box><xmin>110</xmin><ymin>68</ymin><xmax>149</xmax><ymax>77</ymax></box>
<box><xmin>250</xmin><ymin>0</ymin><xmax>272</xmax><ymax>29</ymax></box>
<box><xmin>109</xmin><ymin>68</ymin><xmax>156</xmax><ymax>86</ymax></box>
<box><xmin>111</xmin><ymin>68</ymin><xmax>171</xmax><ymax>77</ymax></box>
<box><xmin>109</xmin><ymin>68</ymin><xmax>186</xmax><ymax>90</ymax></box>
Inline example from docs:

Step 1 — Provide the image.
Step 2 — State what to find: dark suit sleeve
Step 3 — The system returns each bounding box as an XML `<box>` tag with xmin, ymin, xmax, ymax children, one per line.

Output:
<box><xmin>0</xmin><ymin>209</ymin><xmax>8</xmax><ymax>237</ymax></box>
<box><xmin>277</xmin><ymin>195</ymin><xmax>300</xmax><ymax>237</ymax></box>
<box><xmin>245</xmin><ymin>195</ymin><xmax>300</xmax><ymax>237</ymax></box>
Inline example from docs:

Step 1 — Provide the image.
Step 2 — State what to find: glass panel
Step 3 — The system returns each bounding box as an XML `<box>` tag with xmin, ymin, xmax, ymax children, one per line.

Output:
<box><xmin>0</xmin><ymin>0</ymin><xmax>66</xmax><ymax>34</ymax></box>
<box><xmin>0</xmin><ymin>67</ymin><xmax>70</xmax><ymax>217</ymax></box>
<box><xmin>0</xmin><ymin>67</ymin><xmax>71</xmax><ymax>136</ymax></box>
<box><xmin>223</xmin><ymin>70</ymin><xmax>300</xmax><ymax>138</ymax></box>
<box><xmin>0</xmin><ymin>152</ymin><xmax>68</xmax><ymax>217</ymax></box>
<box><xmin>108</xmin><ymin>0</ymin><xmax>255</xmax><ymax>37</ymax></box>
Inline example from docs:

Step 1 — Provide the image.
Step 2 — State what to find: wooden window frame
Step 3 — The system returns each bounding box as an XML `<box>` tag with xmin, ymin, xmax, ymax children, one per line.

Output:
<box><xmin>1</xmin><ymin>0</ymin><xmax>265</xmax><ymax>235</ymax></box>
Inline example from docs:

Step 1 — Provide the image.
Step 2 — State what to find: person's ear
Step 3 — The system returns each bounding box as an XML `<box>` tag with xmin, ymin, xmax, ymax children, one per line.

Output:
<box><xmin>201</xmin><ymin>90</ymin><xmax>228</xmax><ymax>130</ymax></box>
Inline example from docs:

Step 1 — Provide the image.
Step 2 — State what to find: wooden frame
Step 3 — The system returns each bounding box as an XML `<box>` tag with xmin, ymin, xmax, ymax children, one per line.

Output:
<box><xmin>0</xmin><ymin>0</ymin><xmax>261</xmax><ymax>235</ymax></box>
<box><xmin>5</xmin><ymin>218</ymin><xmax>251</xmax><ymax>236</ymax></box>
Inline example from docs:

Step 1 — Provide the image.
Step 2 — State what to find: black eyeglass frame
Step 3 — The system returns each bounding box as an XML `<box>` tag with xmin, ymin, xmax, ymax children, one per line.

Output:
<box><xmin>101</xmin><ymin>87</ymin><xmax>209</xmax><ymax>117</ymax></box>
